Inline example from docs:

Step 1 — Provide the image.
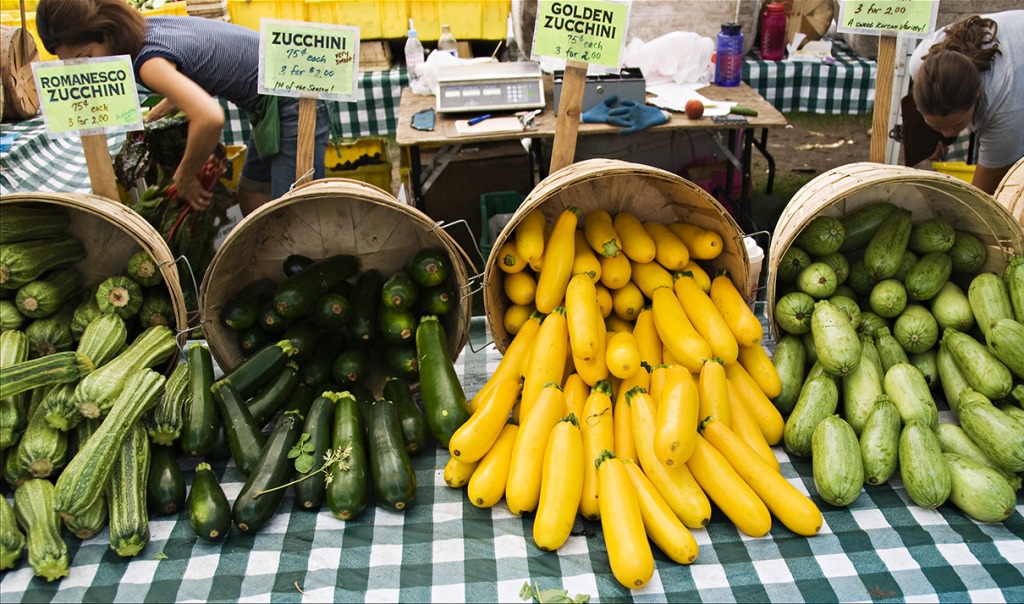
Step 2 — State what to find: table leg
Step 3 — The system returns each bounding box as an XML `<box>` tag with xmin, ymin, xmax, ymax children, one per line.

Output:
<box><xmin>752</xmin><ymin>129</ymin><xmax>775</xmax><ymax>195</ymax></box>
<box><xmin>740</xmin><ymin>128</ymin><xmax>754</xmax><ymax>227</ymax></box>
<box><xmin>409</xmin><ymin>145</ymin><xmax>423</xmax><ymax>209</ymax></box>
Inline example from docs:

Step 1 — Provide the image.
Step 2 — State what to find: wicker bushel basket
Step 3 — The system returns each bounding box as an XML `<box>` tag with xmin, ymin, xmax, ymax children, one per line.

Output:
<box><xmin>994</xmin><ymin>156</ymin><xmax>1024</xmax><ymax>227</ymax></box>
<box><xmin>0</xmin><ymin>191</ymin><xmax>189</xmax><ymax>344</ymax></box>
<box><xmin>767</xmin><ymin>162</ymin><xmax>1024</xmax><ymax>338</ymax></box>
<box><xmin>199</xmin><ymin>178</ymin><xmax>473</xmax><ymax>388</ymax></box>
<box><xmin>483</xmin><ymin>158</ymin><xmax>751</xmax><ymax>354</ymax></box>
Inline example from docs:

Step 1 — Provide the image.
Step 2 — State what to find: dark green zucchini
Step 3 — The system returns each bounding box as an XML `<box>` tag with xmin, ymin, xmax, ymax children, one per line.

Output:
<box><xmin>383</xmin><ymin>342</ymin><xmax>419</xmax><ymax>379</ymax></box>
<box><xmin>181</xmin><ymin>344</ymin><xmax>218</xmax><ymax>457</ymax></box>
<box><xmin>332</xmin><ymin>348</ymin><xmax>370</xmax><ymax>387</ymax></box>
<box><xmin>347</xmin><ymin>383</ymin><xmax>376</xmax><ymax>430</ymax></box>
<box><xmin>416</xmin><ymin>283</ymin><xmax>456</xmax><ymax>316</ymax></box>
<box><xmin>416</xmin><ymin>315</ymin><xmax>471</xmax><ymax>448</ymax></box>
<box><xmin>407</xmin><ymin>248</ymin><xmax>451</xmax><ymax>288</ymax></box>
<box><xmin>147</xmin><ymin>444</ymin><xmax>186</xmax><ymax>515</ymax></box>
<box><xmin>378</xmin><ymin>306</ymin><xmax>417</xmax><ymax>343</ymax></box>
<box><xmin>231</xmin><ymin>410</ymin><xmax>304</xmax><ymax>534</ymax></box>
<box><xmin>206</xmin><ymin>422</ymin><xmax>233</xmax><ymax>461</ymax></box>
<box><xmin>282</xmin><ymin>254</ymin><xmax>315</xmax><ymax>278</ymax></box>
<box><xmin>212</xmin><ymin>381</ymin><xmax>266</xmax><ymax>477</ymax></box>
<box><xmin>258</xmin><ymin>301</ymin><xmax>290</xmax><ymax>335</ymax></box>
<box><xmin>282</xmin><ymin>382</ymin><xmax>317</xmax><ymax>418</ymax></box>
<box><xmin>381</xmin><ymin>271</ymin><xmax>419</xmax><ymax>311</ymax></box>
<box><xmin>294</xmin><ymin>395</ymin><xmax>337</xmax><ymax>509</ymax></box>
<box><xmin>217</xmin><ymin>339</ymin><xmax>296</xmax><ymax>398</ymax></box>
<box><xmin>220</xmin><ymin>279</ymin><xmax>277</xmax><ymax>331</ymax></box>
<box><xmin>283</xmin><ymin>319</ymin><xmax>321</xmax><ymax>362</ymax></box>
<box><xmin>347</xmin><ymin>269</ymin><xmax>384</xmax><ymax>341</ymax></box>
<box><xmin>188</xmin><ymin>462</ymin><xmax>230</xmax><ymax>542</ymax></box>
<box><xmin>382</xmin><ymin>377</ymin><xmax>429</xmax><ymax>455</ymax></box>
<box><xmin>313</xmin><ymin>292</ymin><xmax>351</xmax><ymax>330</ymax></box>
<box><xmin>237</xmin><ymin>324</ymin><xmax>273</xmax><ymax>357</ymax></box>
<box><xmin>298</xmin><ymin>346</ymin><xmax>339</xmax><ymax>389</ymax></box>
<box><xmin>247</xmin><ymin>362</ymin><xmax>300</xmax><ymax>427</ymax></box>
<box><xmin>325</xmin><ymin>391</ymin><xmax>369</xmax><ymax>520</ymax></box>
<box><xmin>273</xmin><ymin>254</ymin><xmax>362</xmax><ymax>319</ymax></box>
<box><xmin>367</xmin><ymin>398</ymin><xmax>417</xmax><ymax>511</ymax></box>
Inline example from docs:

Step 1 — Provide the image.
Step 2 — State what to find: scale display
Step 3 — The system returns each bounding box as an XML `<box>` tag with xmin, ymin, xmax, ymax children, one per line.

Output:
<box><xmin>436</xmin><ymin>61</ymin><xmax>545</xmax><ymax>114</ymax></box>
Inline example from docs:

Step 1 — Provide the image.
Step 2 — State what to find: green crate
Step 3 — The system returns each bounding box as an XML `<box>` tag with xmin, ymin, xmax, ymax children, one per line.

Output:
<box><xmin>479</xmin><ymin>191</ymin><xmax>525</xmax><ymax>260</ymax></box>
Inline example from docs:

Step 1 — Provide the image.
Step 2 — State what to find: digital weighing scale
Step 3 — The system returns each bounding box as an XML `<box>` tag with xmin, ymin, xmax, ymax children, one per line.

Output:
<box><xmin>435</xmin><ymin>61</ymin><xmax>545</xmax><ymax>114</ymax></box>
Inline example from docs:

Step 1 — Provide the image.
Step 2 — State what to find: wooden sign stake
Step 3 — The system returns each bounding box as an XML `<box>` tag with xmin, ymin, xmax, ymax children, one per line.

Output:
<box><xmin>870</xmin><ymin>34</ymin><xmax>897</xmax><ymax>163</ymax></box>
<box><xmin>548</xmin><ymin>59</ymin><xmax>588</xmax><ymax>174</ymax></box>
<box><xmin>81</xmin><ymin>134</ymin><xmax>120</xmax><ymax>201</ymax></box>
<box><xmin>295</xmin><ymin>97</ymin><xmax>317</xmax><ymax>186</ymax></box>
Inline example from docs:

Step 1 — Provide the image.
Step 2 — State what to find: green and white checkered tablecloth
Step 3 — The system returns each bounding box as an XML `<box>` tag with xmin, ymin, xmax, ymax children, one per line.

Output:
<box><xmin>0</xmin><ymin>69</ymin><xmax>407</xmax><ymax>196</ymax></box>
<box><xmin>744</xmin><ymin>38</ymin><xmax>876</xmax><ymax>115</ymax></box>
<box><xmin>2</xmin><ymin>316</ymin><xmax>1022</xmax><ymax>603</ymax></box>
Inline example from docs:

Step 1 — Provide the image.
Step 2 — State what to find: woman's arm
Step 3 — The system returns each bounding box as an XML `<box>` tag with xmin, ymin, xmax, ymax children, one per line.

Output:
<box><xmin>143</xmin><ymin>97</ymin><xmax>178</xmax><ymax>123</ymax></box>
<box><xmin>972</xmin><ymin>163</ymin><xmax>1010</xmax><ymax>196</ymax></box>
<box><xmin>138</xmin><ymin>57</ymin><xmax>225</xmax><ymax>209</ymax></box>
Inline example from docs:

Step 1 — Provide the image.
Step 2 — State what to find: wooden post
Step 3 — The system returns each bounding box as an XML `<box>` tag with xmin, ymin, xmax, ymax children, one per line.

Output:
<box><xmin>548</xmin><ymin>59</ymin><xmax>588</xmax><ymax>174</ymax></box>
<box><xmin>870</xmin><ymin>34</ymin><xmax>897</xmax><ymax>163</ymax></box>
<box><xmin>295</xmin><ymin>96</ymin><xmax>317</xmax><ymax>186</ymax></box>
<box><xmin>81</xmin><ymin>134</ymin><xmax>119</xmax><ymax>201</ymax></box>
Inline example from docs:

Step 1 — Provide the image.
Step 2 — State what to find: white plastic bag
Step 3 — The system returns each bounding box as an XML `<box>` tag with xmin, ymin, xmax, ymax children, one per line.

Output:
<box><xmin>623</xmin><ymin>31</ymin><xmax>715</xmax><ymax>86</ymax></box>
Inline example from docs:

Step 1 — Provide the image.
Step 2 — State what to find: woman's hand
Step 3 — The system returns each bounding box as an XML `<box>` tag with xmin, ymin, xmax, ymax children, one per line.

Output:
<box><xmin>144</xmin><ymin>98</ymin><xmax>178</xmax><ymax>123</ymax></box>
<box><xmin>173</xmin><ymin>166</ymin><xmax>213</xmax><ymax>211</ymax></box>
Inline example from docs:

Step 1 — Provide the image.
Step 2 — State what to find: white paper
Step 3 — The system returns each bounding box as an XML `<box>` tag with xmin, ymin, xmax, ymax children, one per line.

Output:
<box><xmin>645</xmin><ymin>82</ymin><xmax>735</xmax><ymax>116</ymax></box>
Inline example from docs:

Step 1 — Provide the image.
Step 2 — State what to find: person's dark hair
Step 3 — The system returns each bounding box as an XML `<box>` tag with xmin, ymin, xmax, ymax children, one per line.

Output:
<box><xmin>913</xmin><ymin>15</ymin><xmax>1001</xmax><ymax>117</ymax></box>
<box><xmin>36</xmin><ymin>0</ymin><xmax>146</xmax><ymax>57</ymax></box>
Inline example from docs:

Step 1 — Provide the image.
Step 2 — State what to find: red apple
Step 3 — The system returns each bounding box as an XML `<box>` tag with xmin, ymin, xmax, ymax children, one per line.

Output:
<box><xmin>685</xmin><ymin>99</ymin><xmax>704</xmax><ymax>119</ymax></box>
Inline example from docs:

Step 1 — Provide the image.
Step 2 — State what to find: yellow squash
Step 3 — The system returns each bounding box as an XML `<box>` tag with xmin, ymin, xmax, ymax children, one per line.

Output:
<box><xmin>686</xmin><ymin>434</ymin><xmax>772</xmax><ymax>537</ymax></box>
<box><xmin>597</xmin><ymin>452</ymin><xmax>655</xmax><ymax>589</ymax></box>
<box><xmin>599</xmin><ymin>252</ymin><xmax>632</xmax><ymax>290</ymax></box>
<box><xmin>505</xmin><ymin>383</ymin><xmax>565</xmax><ymax>515</ymax></box>
<box><xmin>611</xmin><ymin>281</ymin><xmax>644</xmax><ymax>322</ymax></box>
<box><xmin>594</xmin><ymin>284</ymin><xmax>613</xmax><ymax>318</ymax></box>
<box><xmin>448</xmin><ymin>377</ymin><xmax>521</xmax><ymax>463</ymax></box>
<box><xmin>654</xmin><ymin>365</ymin><xmax>700</xmax><ymax>466</ymax></box>
<box><xmin>584</xmin><ymin>209</ymin><xmax>622</xmax><ymax>258</ymax></box>
<box><xmin>613</xmin><ymin>382</ymin><xmax>639</xmax><ymax>463</ymax></box>
<box><xmin>503</xmin><ymin>303</ymin><xmax>534</xmax><ymax>336</ymax></box>
<box><xmin>737</xmin><ymin>343</ymin><xmax>783</xmax><ymax>399</ymax></box>
<box><xmin>710</xmin><ymin>274</ymin><xmax>763</xmax><ymax>346</ymax></box>
<box><xmin>683</xmin><ymin>259</ymin><xmax>711</xmax><ymax>292</ymax></box>
<box><xmin>496</xmin><ymin>240</ymin><xmax>528</xmax><ymax>274</ymax></box>
<box><xmin>489</xmin><ymin>310</ymin><xmax>541</xmax><ymax>387</ymax></box>
<box><xmin>644</xmin><ymin>222</ymin><xmax>690</xmax><ymax>271</ymax></box>
<box><xmin>698</xmin><ymin>358</ymin><xmax>730</xmax><ymax>428</ymax></box>
<box><xmin>648</xmin><ymin>363</ymin><xmax>670</xmax><ymax>405</ymax></box>
<box><xmin>515</xmin><ymin>208</ymin><xmax>546</xmax><ymax>269</ymax></box>
<box><xmin>534</xmin><ymin>206</ymin><xmax>581</xmax><ymax>313</ymax></box>
<box><xmin>572</xmin><ymin>313</ymin><xmax>609</xmax><ymax>387</ymax></box>
<box><xmin>579</xmin><ymin>380</ymin><xmax>614</xmax><ymax>520</ymax></box>
<box><xmin>725</xmin><ymin>362</ymin><xmax>785</xmax><ymax>446</ymax></box>
<box><xmin>519</xmin><ymin>307</ymin><xmax>568</xmax><ymax>419</ymax></box>
<box><xmin>444</xmin><ymin>455</ymin><xmax>479</xmax><ymax>489</ymax></box>
<box><xmin>651</xmin><ymin>286</ymin><xmax>711</xmax><ymax>373</ymax></box>
<box><xmin>632</xmin><ymin>306</ymin><xmax>662</xmax><ymax>368</ymax></box>
<box><xmin>467</xmin><ymin>423</ymin><xmax>519</xmax><ymax>508</ymax></box>
<box><xmin>613</xmin><ymin>212</ymin><xmax>656</xmax><ymax>263</ymax></box>
<box><xmin>562</xmin><ymin>372</ymin><xmax>589</xmax><ymax>420</ymax></box>
<box><xmin>701</xmin><ymin>418</ymin><xmax>823</xmax><ymax>537</ymax></box>
<box><xmin>674</xmin><ymin>272</ymin><xmax>738</xmax><ymax>366</ymax></box>
<box><xmin>629</xmin><ymin>260</ymin><xmax>673</xmax><ymax>298</ymax></box>
<box><xmin>630</xmin><ymin>386</ymin><xmax>711</xmax><ymax>529</ymax></box>
<box><xmin>533</xmin><ymin>416</ymin><xmax>585</xmax><ymax>551</ymax></box>
<box><xmin>669</xmin><ymin>223</ymin><xmax>723</xmax><ymax>260</ymax></box>
<box><xmin>605</xmin><ymin>313</ymin><xmax>634</xmax><ymax>335</ymax></box>
<box><xmin>623</xmin><ymin>460</ymin><xmax>699</xmax><ymax>565</ymax></box>
<box><xmin>726</xmin><ymin>381</ymin><xmax>779</xmax><ymax>471</ymax></box>
<box><xmin>565</xmin><ymin>273</ymin><xmax>601</xmax><ymax>361</ymax></box>
<box><xmin>606</xmin><ymin>330</ymin><xmax>641</xmax><ymax>380</ymax></box>
<box><xmin>503</xmin><ymin>270</ymin><xmax>536</xmax><ymax>306</ymax></box>
<box><xmin>572</xmin><ymin>230</ymin><xmax>602</xmax><ymax>284</ymax></box>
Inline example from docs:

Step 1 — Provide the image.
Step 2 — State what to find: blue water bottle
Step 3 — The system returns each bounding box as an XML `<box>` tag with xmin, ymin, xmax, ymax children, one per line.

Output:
<box><xmin>715</xmin><ymin>22</ymin><xmax>744</xmax><ymax>87</ymax></box>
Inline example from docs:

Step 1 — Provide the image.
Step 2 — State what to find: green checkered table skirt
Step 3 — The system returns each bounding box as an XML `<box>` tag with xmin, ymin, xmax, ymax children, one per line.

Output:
<box><xmin>0</xmin><ymin>69</ymin><xmax>407</xmax><ymax>196</ymax></box>
<box><xmin>743</xmin><ymin>38</ymin><xmax>876</xmax><ymax>115</ymax></box>
<box><xmin>1</xmin><ymin>316</ymin><xmax>1021</xmax><ymax>602</ymax></box>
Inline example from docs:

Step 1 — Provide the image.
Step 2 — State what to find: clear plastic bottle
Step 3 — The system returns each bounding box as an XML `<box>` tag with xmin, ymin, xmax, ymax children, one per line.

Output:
<box><xmin>503</xmin><ymin>13</ymin><xmax>520</xmax><ymax>62</ymax></box>
<box><xmin>404</xmin><ymin>18</ymin><xmax>425</xmax><ymax>85</ymax></box>
<box><xmin>760</xmin><ymin>3</ymin><xmax>787</xmax><ymax>61</ymax></box>
<box><xmin>438</xmin><ymin>24</ymin><xmax>458</xmax><ymax>57</ymax></box>
<box><xmin>714</xmin><ymin>22</ymin><xmax>744</xmax><ymax>87</ymax></box>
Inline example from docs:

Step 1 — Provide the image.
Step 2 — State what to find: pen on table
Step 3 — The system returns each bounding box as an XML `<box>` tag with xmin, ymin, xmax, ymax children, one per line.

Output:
<box><xmin>468</xmin><ymin>114</ymin><xmax>492</xmax><ymax>126</ymax></box>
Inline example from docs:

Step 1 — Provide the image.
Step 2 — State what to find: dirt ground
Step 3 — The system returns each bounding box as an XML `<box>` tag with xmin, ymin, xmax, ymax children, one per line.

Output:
<box><xmin>749</xmin><ymin>112</ymin><xmax>875</xmax><ymax>230</ymax></box>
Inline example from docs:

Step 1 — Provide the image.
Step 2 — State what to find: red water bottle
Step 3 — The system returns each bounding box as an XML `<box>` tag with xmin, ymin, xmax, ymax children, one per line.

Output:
<box><xmin>760</xmin><ymin>2</ymin><xmax>787</xmax><ymax>61</ymax></box>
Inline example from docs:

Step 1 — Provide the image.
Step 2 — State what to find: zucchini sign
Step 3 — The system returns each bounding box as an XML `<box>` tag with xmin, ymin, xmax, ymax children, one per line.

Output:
<box><xmin>31</xmin><ymin>56</ymin><xmax>143</xmax><ymax>136</ymax></box>
<box><xmin>532</xmin><ymin>0</ymin><xmax>630</xmax><ymax>67</ymax></box>
<box><xmin>258</xmin><ymin>20</ymin><xmax>360</xmax><ymax>101</ymax></box>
